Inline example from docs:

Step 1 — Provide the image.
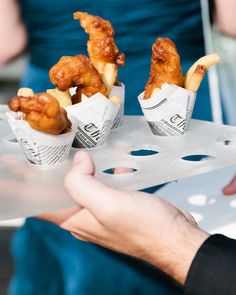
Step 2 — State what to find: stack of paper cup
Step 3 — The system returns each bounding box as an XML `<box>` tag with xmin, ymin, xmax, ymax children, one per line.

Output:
<box><xmin>7</xmin><ymin>112</ymin><xmax>78</xmax><ymax>166</ymax></box>
<box><xmin>110</xmin><ymin>83</ymin><xmax>125</xmax><ymax>129</ymax></box>
<box><xmin>138</xmin><ymin>83</ymin><xmax>196</xmax><ymax>136</ymax></box>
<box><xmin>66</xmin><ymin>92</ymin><xmax>119</xmax><ymax>148</ymax></box>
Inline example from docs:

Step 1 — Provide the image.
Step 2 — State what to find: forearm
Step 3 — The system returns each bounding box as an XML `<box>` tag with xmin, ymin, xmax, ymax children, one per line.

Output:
<box><xmin>214</xmin><ymin>0</ymin><xmax>236</xmax><ymax>37</ymax></box>
<box><xmin>0</xmin><ymin>0</ymin><xmax>27</xmax><ymax>65</ymax></box>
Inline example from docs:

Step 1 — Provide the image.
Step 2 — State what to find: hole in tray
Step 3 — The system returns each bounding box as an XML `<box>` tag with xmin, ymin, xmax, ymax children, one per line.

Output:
<box><xmin>0</xmin><ymin>113</ymin><xmax>5</xmax><ymax>120</ymax></box>
<box><xmin>130</xmin><ymin>149</ymin><xmax>159</xmax><ymax>157</ymax></box>
<box><xmin>217</xmin><ymin>138</ymin><xmax>236</xmax><ymax>147</ymax></box>
<box><xmin>230</xmin><ymin>199</ymin><xmax>236</xmax><ymax>208</ymax></box>
<box><xmin>8</xmin><ymin>137</ymin><xmax>18</xmax><ymax>143</ymax></box>
<box><xmin>190</xmin><ymin>212</ymin><xmax>203</xmax><ymax>222</ymax></box>
<box><xmin>4</xmin><ymin>136</ymin><xmax>18</xmax><ymax>144</ymax></box>
<box><xmin>101</xmin><ymin>160</ymin><xmax>140</xmax><ymax>175</ymax></box>
<box><xmin>188</xmin><ymin>194</ymin><xmax>207</xmax><ymax>206</ymax></box>
<box><xmin>181</xmin><ymin>154</ymin><xmax>214</xmax><ymax>162</ymax></box>
<box><xmin>128</xmin><ymin>145</ymin><xmax>160</xmax><ymax>157</ymax></box>
<box><xmin>103</xmin><ymin>167</ymin><xmax>138</xmax><ymax>175</ymax></box>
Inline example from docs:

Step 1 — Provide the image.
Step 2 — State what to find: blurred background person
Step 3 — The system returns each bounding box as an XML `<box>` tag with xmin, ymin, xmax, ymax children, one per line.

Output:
<box><xmin>0</xmin><ymin>0</ymin><xmax>227</xmax><ymax>294</ymax></box>
<box><xmin>212</xmin><ymin>0</ymin><xmax>236</xmax><ymax>125</ymax></box>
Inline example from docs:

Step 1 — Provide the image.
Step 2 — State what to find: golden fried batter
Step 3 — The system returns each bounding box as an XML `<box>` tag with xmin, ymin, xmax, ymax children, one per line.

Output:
<box><xmin>49</xmin><ymin>54</ymin><xmax>108</xmax><ymax>103</ymax></box>
<box><xmin>8</xmin><ymin>93</ymin><xmax>71</xmax><ymax>135</ymax></box>
<box><xmin>74</xmin><ymin>11</ymin><xmax>125</xmax><ymax>74</ymax></box>
<box><xmin>144</xmin><ymin>38</ymin><xmax>184</xmax><ymax>99</ymax></box>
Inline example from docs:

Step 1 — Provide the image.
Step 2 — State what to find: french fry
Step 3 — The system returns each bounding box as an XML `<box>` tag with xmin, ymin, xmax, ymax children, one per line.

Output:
<box><xmin>47</xmin><ymin>88</ymin><xmax>72</xmax><ymax>107</ymax></box>
<box><xmin>17</xmin><ymin>88</ymin><xmax>34</xmax><ymax>97</ymax></box>
<box><xmin>185</xmin><ymin>53</ymin><xmax>220</xmax><ymax>91</ymax></box>
<box><xmin>185</xmin><ymin>65</ymin><xmax>207</xmax><ymax>92</ymax></box>
<box><xmin>109</xmin><ymin>95</ymin><xmax>121</xmax><ymax>105</ymax></box>
<box><xmin>94</xmin><ymin>61</ymin><xmax>106</xmax><ymax>75</ymax></box>
<box><xmin>103</xmin><ymin>63</ymin><xmax>118</xmax><ymax>95</ymax></box>
<box><xmin>151</xmin><ymin>87</ymin><xmax>161</xmax><ymax>98</ymax></box>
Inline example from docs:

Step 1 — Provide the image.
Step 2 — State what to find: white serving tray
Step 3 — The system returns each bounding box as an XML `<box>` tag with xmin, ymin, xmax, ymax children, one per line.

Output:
<box><xmin>1</xmin><ymin>104</ymin><xmax>236</xmax><ymax>220</ymax></box>
<box><xmin>157</xmin><ymin>165</ymin><xmax>236</xmax><ymax>232</ymax></box>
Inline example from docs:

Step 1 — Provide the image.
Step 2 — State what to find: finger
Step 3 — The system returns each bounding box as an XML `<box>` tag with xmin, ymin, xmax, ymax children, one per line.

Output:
<box><xmin>64</xmin><ymin>151</ymin><xmax>121</xmax><ymax>216</ymax></box>
<box><xmin>72</xmin><ymin>150</ymin><xmax>95</xmax><ymax>175</ymax></box>
<box><xmin>222</xmin><ymin>175</ymin><xmax>236</xmax><ymax>195</ymax></box>
<box><xmin>114</xmin><ymin>167</ymin><xmax>133</xmax><ymax>174</ymax></box>
<box><xmin>114</xmin><ymin>152</ymin><xmax>133</xmax><ymax>174</ymax></box>
<box><xmin>38</xmin><ymin>206</ymin><xmax>81</xmax><ymax>226</ymax></box>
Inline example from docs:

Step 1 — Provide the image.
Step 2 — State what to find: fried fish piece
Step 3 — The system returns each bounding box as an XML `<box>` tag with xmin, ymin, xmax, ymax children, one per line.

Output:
<box><xmin>8</xmin><ymin>93</ymin><xmax>71</xmax><ymax>135</ymax></box>
<box><xmin>74</xmin><ymin>11</ymin><xmax>125</xmax><ymax>93</ymax></box>
<box><xmin>49</xmin><ymin>54</ymin><xmax>108</xmax><ymax>103</ymax></box>
<box><xmin>144</xmin><ymin>38</ymin><xmax>184</xmax><ymax>99</ymax></box>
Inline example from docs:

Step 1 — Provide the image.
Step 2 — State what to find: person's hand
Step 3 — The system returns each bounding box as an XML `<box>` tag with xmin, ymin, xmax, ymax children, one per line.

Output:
<box><xmin>222</xmin><ymin>175</ymin><xmax>236</xmax><ymax>195</ymax></box>
<box><xmin>41</xmin><ymin>151</ymin><xmax>209</xmax><ymax>285</ymax></box>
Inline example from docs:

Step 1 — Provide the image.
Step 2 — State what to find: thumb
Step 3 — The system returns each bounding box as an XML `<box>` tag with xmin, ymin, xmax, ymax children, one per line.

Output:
<box><xmin>64</xmin><ymin>151</ymin><xmax>120</xmax><ymax>216</ymax></box>
<box><xmin>222</xmin><ymin>175</ymin><xmax>236</xmax><ymax>196</ymax></box>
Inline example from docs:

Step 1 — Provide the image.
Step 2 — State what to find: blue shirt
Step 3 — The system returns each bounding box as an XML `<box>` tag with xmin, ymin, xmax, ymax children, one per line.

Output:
<box><xmin>19</xmin><ymin>0</ymin><xmax>210</xmax><ymax>118</ymax></box>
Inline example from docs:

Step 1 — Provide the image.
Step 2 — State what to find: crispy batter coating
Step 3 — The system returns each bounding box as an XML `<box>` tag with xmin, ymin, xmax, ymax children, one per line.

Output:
<box><xmin>49</xmin><ymin>54</ymin><xmax>108</xmax><ymax>103</ymax></box>
<box><xmin>8</xmin><ymin>93</ymin><xmax>71</xmax><ymax>135</ymax></box>
<box><xmin>144</xmin><ymin>38</ymin><xmax>184</xmax><ymax>99</ymax></box>
<box><xmin>74</xmin><ymin>11</ymin><xmax>125</xmax><ymax>73</ymax></box>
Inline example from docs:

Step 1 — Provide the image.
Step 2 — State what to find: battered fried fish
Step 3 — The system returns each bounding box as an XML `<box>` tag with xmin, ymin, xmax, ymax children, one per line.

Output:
<box><xmin>74</xmin><ymin>11</ymin><xmax>125</xmax><ymax>73</ymax></box>
<box><xmin>74</xmin><ymin>11</ymin><xmax>125</xmax><ymax>93</ymax></box>
<box><xmin>49</xmin><ymin>55</ymin><xmax>108</xmax><ymax>103</ymax></box>
<box><xmin>144</xmin><ymin>38</ymin><xmax>184</xmax><ymax>99</ymax></box>
<box><xmin>8</xmin><ymin>93</ymin><xmax>71</xmax><ymax>135</ymax></box>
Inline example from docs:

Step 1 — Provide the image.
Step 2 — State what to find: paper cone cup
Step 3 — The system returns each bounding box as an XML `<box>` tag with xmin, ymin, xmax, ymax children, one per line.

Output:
<box><xmin>6</xmin><ymin>112</ymin><xmax>78</xmax><ymax>166</ymax></box>
<box><xmin>110</xmin><ymin>83</ymin><xmax>125</xmax><ymax>129</ymax></box>
<box><xmin>66</xmin><ymin>92</ymin><xmax>119</xmax><ymax>148</ymax></box>
<box><xmin>138</xmin><ymin>83</ymin><xmax>196</xmax><ymax>136</ymax></box>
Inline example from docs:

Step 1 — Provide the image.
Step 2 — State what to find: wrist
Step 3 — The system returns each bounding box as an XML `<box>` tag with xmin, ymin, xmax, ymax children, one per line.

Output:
<box><xmin>148</xmin><ymin>222</ymin><xmax>209</xmax><ymax>285</ymax></box>
<box><xmin>170</xmin><ymin>225</ymin><xmax>209</xmax><ymax>285</ymax></box>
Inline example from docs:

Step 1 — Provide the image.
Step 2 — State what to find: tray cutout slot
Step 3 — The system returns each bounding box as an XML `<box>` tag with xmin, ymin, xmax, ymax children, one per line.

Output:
<box><xmin>128</xmin><ymin>145</ymin><xmax>160</xmax><ymax>157</ymax></box>
<box><xmin>4</xmin><ymin>136</ymin><xmax>18</xmax><ymax>144</ymax></box>
<box><xmin>101</xmin><ymin>161</ymin><xmax>140</xmax><ymax>175</ymax></box>
<box><xmin>217</xmin><ymin>137</ymin><xmax>236</xmax><ymax>147</ymax></box>
<box><xmin>103</xmin><ymin>167</ymin><xmax>138</xmax><ymax>175</ymax></box>
<box><xmin>0</xmin><ymin>114</ymin><xmax>5</xmax><ymax>120</ymax></box>
<box><xmin>131</xmin><ymin>149</ymin><xmax>159</xmax><ymax>157</ymax></box>
<box><xmin>181</xmin><ymin>154</ymin><xmax>215</xmax><ymax>162</ymax></box>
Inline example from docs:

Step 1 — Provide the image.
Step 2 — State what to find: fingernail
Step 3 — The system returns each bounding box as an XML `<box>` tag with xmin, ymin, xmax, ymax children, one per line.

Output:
<box><xmin>73</xmin><ymin>151</ymin><xmax>85</xmax><ymax>164</ymax></box>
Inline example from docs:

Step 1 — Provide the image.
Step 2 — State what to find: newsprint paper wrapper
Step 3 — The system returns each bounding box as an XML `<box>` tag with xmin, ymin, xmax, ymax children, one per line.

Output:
<box><xmin>6</xmin><ymin>112</ymin><xmax>78</xmax><ymax>166</ymax></box>
<box><xmin>110</xmin><ymin>83</ymin><xmax>125</xmax><ymax>129</ymax></box>
<box><xmin>70</xmin><ymin>84</ymin><xmax>125</xmax><ymax>130</ymax></box>
<box><xmin>138</xmin><ymin>83</ymin><xmax>196</xmax><ymax>136</ymax></box>
<box><xmin>66</xmin><ymin>92</ymin><xmax>119</xmax><ymax>149</ymax></box>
